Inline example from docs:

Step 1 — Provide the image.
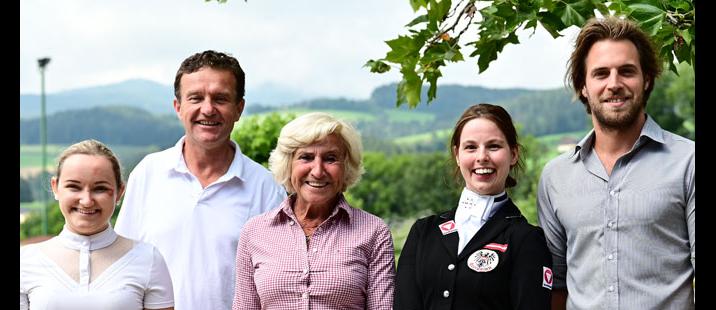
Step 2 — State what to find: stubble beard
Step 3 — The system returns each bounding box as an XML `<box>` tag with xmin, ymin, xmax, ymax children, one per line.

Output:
<box><xmin>590</xmin><ymin>95</ymin><xmax>644</xmax><ymax>131</ymax></box>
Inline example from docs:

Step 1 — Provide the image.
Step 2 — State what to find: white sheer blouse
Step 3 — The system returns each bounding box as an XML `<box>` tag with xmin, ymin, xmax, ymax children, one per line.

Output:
<box><xmin>20</xmin><ymin>225</ymin><xmax>174</xmax><ymax>310</ymax></box>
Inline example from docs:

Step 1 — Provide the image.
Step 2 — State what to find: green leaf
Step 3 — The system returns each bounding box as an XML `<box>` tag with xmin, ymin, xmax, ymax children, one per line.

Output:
<box><xmin>628</xmin><ymin>4</ymin><xmax>665</xmax><ymax>36</ymax></box>
<box><xmin>397</xmin><ymin>70</ymin><xmax>423</xmax><ymax>108</ymax></box>
<box><xmin>406</xmin><ymin>14</ymin><xmax>429</xmax><ymax>27</ymax></box>
<box><xmin>422</xmin><ymin>41</ymin><xmax>464</xmax><ymax>63</ymax></box>
<box><xmin>608</xmin><ymin>1</ymin><xmax>629</xmax><ymax>15</ymax></box>
<box><xmin>666</xmin><ymin>0</ymin><xmax>691</xmax><ymax>11</ymax></box>
<box><xmin>410</xmin><ymin>0</ymin><xmax>428</xmax><ymax>12</ymax></box>
<box><xmin>678</xmin><ymin>28</ymin><xmax>692</xmax><ymax>45</ymax></box>
<box><xmin>559</xmin><ymin>1</ymin><xmax>589</xmax><ymax>27</ymax></box>
<box><xmin>591</xmin><ymin>0</ymin><xmax>611</xmax><ymax>16</ymax></box>
<box><xmin>542</xmin><ymin>0</ymin><xmax>556</xmax><ymax>11</ymax></box>
<box><xmin>471</xmin><ymin>32</ymin><xmax>518</xmax><ymax>73</ymax></box>
<box><xmin>425</xmin><ymin>67</ymin><xmax>442</xmax><ymax>103</ymax></box>
<box><xmin>396</xmin><ymin>58</ymin><xmax>422</xmax><ymax>107</ymax></box>
<box><xmin>427</xmin><ymin>0</ymin><xmax>452</xmax><ymax>26</ymax></box>
<box><xmin>364</xmin><ymin>59</ymin><xmax>392</xmax><ymax>73</ymax></box>
<box><xmin>385</xmin><ymin>35</ymin><xmax>422</xmax><ymax>63</ymax></box>
<box><xmin>538</xmin><ymin>11</ymin><xmax>567</xmax><ymax>38</ymax></box>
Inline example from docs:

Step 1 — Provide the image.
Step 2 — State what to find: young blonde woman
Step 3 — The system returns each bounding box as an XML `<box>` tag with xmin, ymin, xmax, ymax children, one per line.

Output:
<box><xmin>20</xmin><ymin>139</ymin><xmax>174</xmax><ymax>310</ymax></box>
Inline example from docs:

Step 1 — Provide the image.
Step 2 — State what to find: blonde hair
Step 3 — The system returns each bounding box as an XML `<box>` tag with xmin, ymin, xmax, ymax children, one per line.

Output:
<box><xmin>268</xmin><ymin>112</ymin><xmax>364</xmax><ymax>194</ymax></box>
<box><xmin>56</xmin><ymin>139</ymin><xmax>124</xmax><ymax>189</ymax></box>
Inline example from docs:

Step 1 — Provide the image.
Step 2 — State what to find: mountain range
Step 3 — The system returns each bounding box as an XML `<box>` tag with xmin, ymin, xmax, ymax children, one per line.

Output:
<box><xmin>19</xmin><ymin>79</ymin><xmax>591</xmax><ymax>148</ymax></box>
<box><xmin>19</xmin><ymin>79</ymin><xmax>313</xmax><ymax>119</ymax></box>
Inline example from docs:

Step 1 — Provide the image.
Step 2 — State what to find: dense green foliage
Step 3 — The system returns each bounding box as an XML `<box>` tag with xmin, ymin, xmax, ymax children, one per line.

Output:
<box><xmin>20</xmin><ymin>202</ymin><xmax>64</xmax><ymax>240</ymax></box>
<box><xmin>349</xmin><ymin>152</ymin><xmax>461</xmax><ymax>218</ymax></box>
<box><xmin>366</xmin><ymin>0</ymin><xmax>695</xmax><ymax>107</ymax></box>
<box><xmin>647</xmin><ymin>62</ymin><xmax>695</xmax><ymax>140</ymax></box>
<box><xmin>231</xmin><ymin>113</ymin><xmax>296</xmax><ymax>166</ymax></box>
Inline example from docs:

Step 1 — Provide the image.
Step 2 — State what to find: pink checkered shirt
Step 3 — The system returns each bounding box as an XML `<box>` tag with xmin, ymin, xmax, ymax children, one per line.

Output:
<box><xmin>232</xmin><ymin>194</ymin><xmax>395</xmax><ymax>310</ymax></box>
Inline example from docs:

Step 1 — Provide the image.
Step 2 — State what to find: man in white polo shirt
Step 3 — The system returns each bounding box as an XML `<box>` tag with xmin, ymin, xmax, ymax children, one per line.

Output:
<box><xmin>115</xmin><ymin>50</ymin><xmax>286</xmax><ymax>310</ymax></box>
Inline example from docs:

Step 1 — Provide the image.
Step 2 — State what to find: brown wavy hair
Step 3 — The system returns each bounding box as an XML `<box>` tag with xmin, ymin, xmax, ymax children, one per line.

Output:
<box><xmin>566</xmin><ymin>16</ymin><xmax>662</xmax><ymax>113</ymax></box>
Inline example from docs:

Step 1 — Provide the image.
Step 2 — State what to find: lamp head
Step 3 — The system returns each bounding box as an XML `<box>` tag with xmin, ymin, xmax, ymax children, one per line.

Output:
<box><xmin>38</xmin><ymin>57</ymin><xmax>51</xmax><ymax>69</ymax></box>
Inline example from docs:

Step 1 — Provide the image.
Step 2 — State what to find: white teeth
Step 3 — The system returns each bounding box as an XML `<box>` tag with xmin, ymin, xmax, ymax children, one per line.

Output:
<box><xmin>307</xmin><ymin>181</ymin><xmax>328</xmax><ymax>187</ymax></box>
<box><xmin>197</xmin><ymin>121</ymin><xmax>219</xmax><ymax>125</ymax></box>
<box><xmin>76</xmin><ymin>209</ymin><xmax>98</xmax><ymax>215</ymax></box>
<box><xmin>474</xmin><ymin>168</ymin><xmax>494</xmax><ymax>175</ymax></box>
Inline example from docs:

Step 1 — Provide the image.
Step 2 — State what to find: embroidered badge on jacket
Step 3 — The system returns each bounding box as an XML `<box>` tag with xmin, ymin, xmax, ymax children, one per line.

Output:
<box><xmin>542</xmin><ymin>266</ymin><xmax>553</xmax><ymax>290</ymax></box>
<box><xmin>439</xmin><ymin>220</ymin><xmax>457</xmax><ymax>235</ymax></box>
<box><xmin>467</xmin><ymin>249</ymin><xmax>499</xmax><ymax>272</ymax></box>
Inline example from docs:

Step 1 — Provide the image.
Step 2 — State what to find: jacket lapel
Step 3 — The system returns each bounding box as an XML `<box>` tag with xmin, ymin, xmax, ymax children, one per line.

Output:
<box><xmin>436</xmin><ymin>209</ymin><xmax>460</xmax><ymax>259</ymax></box>
<box><xmin>457</xmin><ymin>199</ymin><xmax>522</xmax><ymax>261</ymax></box>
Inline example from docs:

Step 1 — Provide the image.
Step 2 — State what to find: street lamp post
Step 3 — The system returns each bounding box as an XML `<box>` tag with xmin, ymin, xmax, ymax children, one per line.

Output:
<box><xmin>38</xmin><ymin>57</ymin><xmax>50</xmax><ymax>236</ymax></box>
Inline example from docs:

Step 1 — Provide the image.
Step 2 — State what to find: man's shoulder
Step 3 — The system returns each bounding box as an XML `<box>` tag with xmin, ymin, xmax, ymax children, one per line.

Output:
<box><xmin>541</xmin><ymin>151</ymin><xmax>576</xmax><ymax>176</ymax></box>
<box><xmin>236</xmin><ymin>153</ymin><xmax>276</xmax><ymax>181</ymax></box>
<box><xmin>660</xmin><ymin>130</ymin><xmax>695</xmax><ymax>151</ymax></box>
<box><xmin>133</xmin><ymin>147</ymin><xmax>178</xmax><ymax>171</ymax></box>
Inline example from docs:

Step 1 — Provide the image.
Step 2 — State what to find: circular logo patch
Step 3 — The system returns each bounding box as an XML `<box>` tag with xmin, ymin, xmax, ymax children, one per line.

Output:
<box><xmin>467</xmin><ymin>249</ymin><xmax>499</xmax><ymax>272</ymax></box>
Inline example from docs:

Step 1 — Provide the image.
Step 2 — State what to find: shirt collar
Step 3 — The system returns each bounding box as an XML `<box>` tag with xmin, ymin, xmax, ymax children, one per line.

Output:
<box><xmin>455</xmin><ymin>187</ymin><xmax>507</xmax><ymax>224</ymax></box>
<box><xmin>570</xmin><ymin>114</ymin><xmax>665</xmax><ymax>160</ymax></box>
<box><xmin>269</xmin><ymin>193</ymin><xmax>353</xmax><ymax>224</ymax></box>
<box><xmin>57</xmin><ymin>224</ymin><xmax>117</xmax><ymax>251</ymax></box>
<box><xmin>169</xmin><ymin>136</ymin><xmax>247</xmax><ymax>182</ymax></box>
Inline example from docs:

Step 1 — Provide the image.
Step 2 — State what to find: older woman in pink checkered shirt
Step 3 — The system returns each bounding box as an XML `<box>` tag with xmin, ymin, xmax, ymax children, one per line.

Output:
<box><xmin>232</xmin><ymin>112</ymin><xmax>395</xmax><ymax>310</ymax></box>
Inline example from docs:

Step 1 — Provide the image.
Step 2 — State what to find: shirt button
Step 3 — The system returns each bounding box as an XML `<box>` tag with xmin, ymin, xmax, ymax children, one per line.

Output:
<box><xmin>289</xmin><ymin>221</ymin><xmax>295</xmax><ymax>226</ymax></box>
<box><xmin>610</xmin><ymin>190</ymin><xmax>617</xmax><ymax>196</ymax></box>
<box><xmin>607</xmin><ymin>221</ymin><xmax>614</xmax><ymax>229</ymax></box>
<box><xmin>302</xmin><ymin>292</ymin><xmax>308</xmax><ymax>299</ymax></box>
<box><xmin>608</xmin><ymin>285</ymin><xmax>614</xmax><ymax>292</ymax></box>
<box><xmin>303</xmin><ymin>268</ymin><xmax>309</xmax><ymax>274</ymax></box>
<box><xmin>443</xmin><ymin>290</ymin><xmax>450</xmax><ymax>298</ymax></box>
<box><xmin>608</xmin><ymin>254</ymin><xmax>614</xmax><ymax>260</ymax></box>
<box><xmin>447</xmin><ymin>264</ymin><xmax>455</xmax><ymax>271</ymax></box>
<box><xmin>312</xmin><ymin>248</ymin><xmax>318</xmax><ymax>253</ymax></box>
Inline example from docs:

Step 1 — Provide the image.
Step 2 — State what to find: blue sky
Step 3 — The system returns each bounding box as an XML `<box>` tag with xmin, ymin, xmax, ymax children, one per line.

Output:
<box><xmin>20</xmin><ymin>0</ymin><xmax>579</xmax><ymax>100</ymax></box>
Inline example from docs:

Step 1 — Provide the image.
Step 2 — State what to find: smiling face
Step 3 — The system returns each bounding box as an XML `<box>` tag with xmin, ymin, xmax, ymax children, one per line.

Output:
<box><xmin>454</xmin><ymin>118</ymin><xmax>518</xmax><ymax>195</ymax></box>
<box><xmin>174</xmin><ymin>67</ymin><xmax>244</xmax><ymax>150</ymax></box>
<box><xmin>290</xmin><ymin>134</ymin><xmax>346</xmax><ymax>210</ymax></box>
<box><xmin>51</xmin><ymin>154</ymin><xmax>124</xmax><ymax>236</ymax></box>
<box><xmin>582</xmin><ymin>39</ymin><xmax>647</xmax><ymax>130</ymax></box>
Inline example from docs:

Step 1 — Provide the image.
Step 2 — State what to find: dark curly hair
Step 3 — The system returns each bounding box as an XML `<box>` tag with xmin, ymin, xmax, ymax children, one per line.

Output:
<box><xmin>173</xmin><ymin>50</ymin><xmax>246</xmax><ymax>101</ymax></box>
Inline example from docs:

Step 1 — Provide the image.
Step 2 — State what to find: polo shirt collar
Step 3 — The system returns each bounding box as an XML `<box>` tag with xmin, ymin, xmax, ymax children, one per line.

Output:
<box><xmin>169</xmin><ymin>136</ymin><xmax>247</xmax><ymax>182</ymax></box>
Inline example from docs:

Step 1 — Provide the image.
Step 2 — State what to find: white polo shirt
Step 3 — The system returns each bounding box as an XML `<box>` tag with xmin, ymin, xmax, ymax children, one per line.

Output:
<box><xmin>115</xmin><ymin>136</ymin><xmax>286</xmax><ymax>310</ymax></box>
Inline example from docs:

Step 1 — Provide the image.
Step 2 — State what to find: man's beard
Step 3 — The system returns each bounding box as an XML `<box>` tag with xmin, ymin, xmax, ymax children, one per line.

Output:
<box><xmin>590</xmin><ymin>96</ymin><xmax>644</xmax><ymax>131</ymax></box>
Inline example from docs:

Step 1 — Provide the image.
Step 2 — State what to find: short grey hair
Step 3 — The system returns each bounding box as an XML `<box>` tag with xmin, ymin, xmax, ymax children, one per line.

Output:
<box><xmin>268</xmin><ymin>112</ymin><xmax>364</xmax><ymax>194</ymax></box>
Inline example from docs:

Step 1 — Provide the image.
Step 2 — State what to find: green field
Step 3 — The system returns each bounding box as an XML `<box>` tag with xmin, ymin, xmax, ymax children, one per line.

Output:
<box><xmin>385</xmin><ymin>110</ymin><xmax>435</xmax><ymax>123</ymax></box>
<box><xmin>19</xmin><ymin>144</ymin><xmax>67</xmax><ymax>169</ymax></box>
<box><xmin>20</xmin><ymin>144</ymin><xmax>160</xmax><ymax>170</ymax></box>
<box><xmin>393</xmin><ymin>128</ymin><xmax>452</xmax><ymax>146</ymax></box>
<box><xmin>537</xmin><ymin>129</ymin><xmax>590</xmax><ymax>147</ymax></box>
<box><xmin>20</xmin><ymin>201</ymin><xmax>45</xmax><ymax>211</ymax></box>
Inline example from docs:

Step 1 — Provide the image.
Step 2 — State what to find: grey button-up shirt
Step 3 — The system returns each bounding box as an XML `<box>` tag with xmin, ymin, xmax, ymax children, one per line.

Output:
<box><xmin>537</xmin><ymin>115</ymin><xmax>695</xmax><ymax>309</ymax></box>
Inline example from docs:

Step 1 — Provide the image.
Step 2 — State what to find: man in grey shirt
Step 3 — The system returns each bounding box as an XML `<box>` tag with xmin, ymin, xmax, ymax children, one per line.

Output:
<box><xmin>537</xmin><ymin>17</ymin><xmax>695</xmax><ymax>309</ymax></box>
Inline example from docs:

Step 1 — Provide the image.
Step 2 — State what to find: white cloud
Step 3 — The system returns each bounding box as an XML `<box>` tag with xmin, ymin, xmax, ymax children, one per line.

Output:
<box><xmin>21</xmin><ymin>0</ymin><xmax>577</xmax><ymax>99</ymax></box>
